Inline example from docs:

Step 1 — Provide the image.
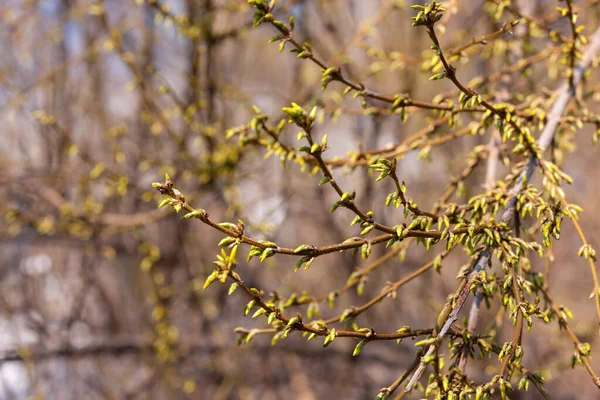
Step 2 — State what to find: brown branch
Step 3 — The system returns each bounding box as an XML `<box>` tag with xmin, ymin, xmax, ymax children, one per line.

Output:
<box><xmin>404</xmin><ymin>24</ymin><xmax>600</xmax><ymax>393</ymax></box>
<box><xmin>539</xmin><ymin>286</ymin><xmax>600</xmax><ymax>387</ymax></box>
<box><xmin>319</xmin><ymin>252</ymin><xmax>448</xmax><ymax>325</ymax></box>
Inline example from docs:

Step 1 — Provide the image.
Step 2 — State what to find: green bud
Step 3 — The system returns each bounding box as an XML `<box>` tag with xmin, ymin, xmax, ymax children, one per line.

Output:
<box><xmin>158</xmin><ymin>198</ymin><xmax>172</xmax><ymax>208</ymax></box>
<box><xmin>360</xmin><ymin>225</ymin><xmax>374</xmax><ymax>235</ymax></box>
<box><xmin>243</xmin><ymin>300</ymin><xmax>255</xmax><ymax>316</ymax></box>
<box><xmin>252</xmin><ymin>308</ymin><xmax>266</xmax><ymax>318</ymax></box>
<box><xmin>341</xmin><ymin>192</ymin><xmax>352</xmax><ymax>202</ymax></box>
<box><xmin>309</xmin><ymin>106</ymin><xmax>317</xmax><ymax>121</ymax></box>
<box><xmin>429</xmin><ymin>73</ymin><xmax>446</xmax><ymax>81</ymax></box>
<box><xmin>203</xmin><ymin>270</ymin><xmax>219</xmax><ymax>290</ymax></box>
<box><xmin>228</xmin><ymin>282</ymin><xmax>238</xmax><ymax>295</ymax></box>
<box><xmin>353</xmin><ymin>340</ymin><xmax>366</xmax><ymax>356</ymax></box>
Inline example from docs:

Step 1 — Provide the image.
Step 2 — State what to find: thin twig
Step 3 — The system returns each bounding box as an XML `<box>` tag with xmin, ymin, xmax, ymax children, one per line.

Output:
<box><xmin>405</xmin><ymin>26</ymin><xmax>600</xmax><ymax>393</ymax></box>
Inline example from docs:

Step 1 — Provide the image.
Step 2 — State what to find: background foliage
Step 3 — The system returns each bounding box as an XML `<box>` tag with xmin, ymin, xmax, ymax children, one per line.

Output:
<box><xmin>2</xmin><ymin>0</ymin><xmax>600</xmax><ymax>399</ymax></box>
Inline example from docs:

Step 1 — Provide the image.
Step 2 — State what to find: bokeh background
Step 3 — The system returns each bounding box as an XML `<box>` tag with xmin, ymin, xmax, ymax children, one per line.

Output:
<box><xmin>1</xmin><ymin>0</ymin><xmax>600</xmax><ymax>399</ymax></box>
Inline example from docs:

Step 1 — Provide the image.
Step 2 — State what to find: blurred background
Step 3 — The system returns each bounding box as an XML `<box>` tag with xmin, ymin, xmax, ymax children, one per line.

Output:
<box><xmin>1</xmin><ymin>0</ymin><xmax>600</xmax><ymax>399</ymax></box>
